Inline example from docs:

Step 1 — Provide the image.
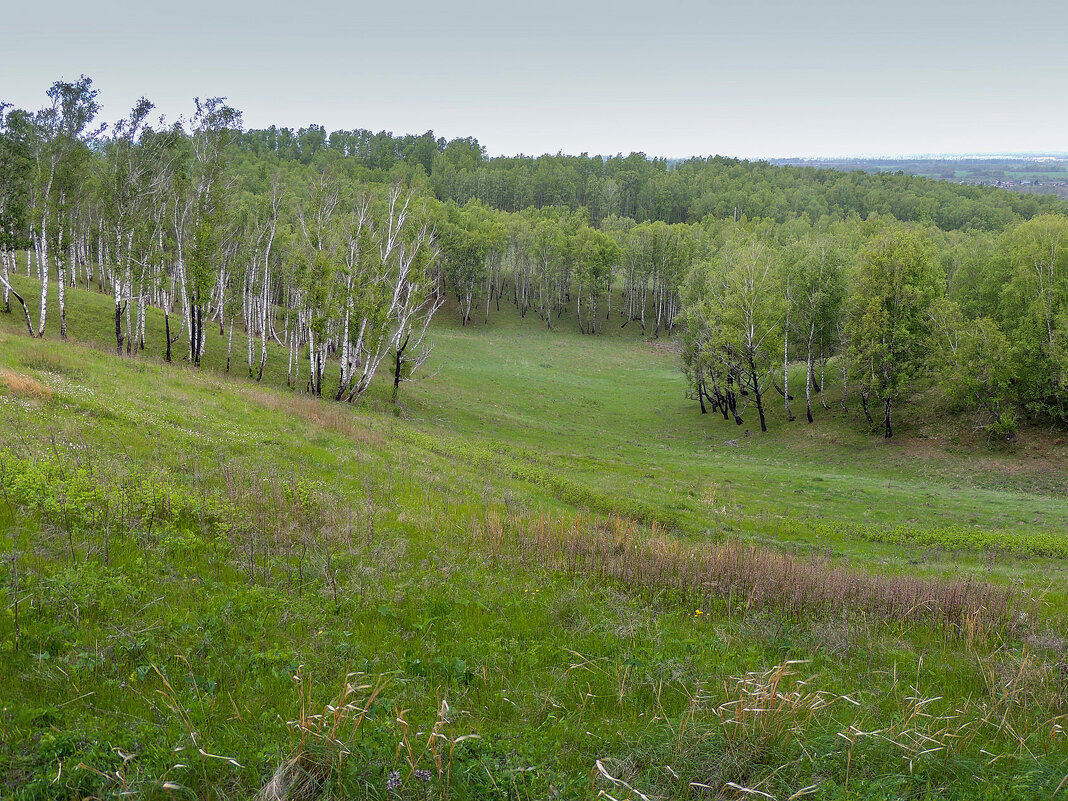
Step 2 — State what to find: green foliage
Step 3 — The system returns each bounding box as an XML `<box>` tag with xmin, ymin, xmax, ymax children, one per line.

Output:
<box><xmin>8</xmin><ymin>74</ymin><xmax>1068</xmax><ymax>434</ymax></box>
<box><xmin>847</xmin><ymin>227</ymin><xmax>945</xmax><ymax>436</ymax></box>
<box><xmin>233</xmin><ymin>128</ymin><xmax>1068</xmax><ymax>231</ymax></box>
<box><xmin>945</xmin><ymin>315</ymin><xmax>1018</xmax><ymax>437</ymax></box>
<box><xmin>0</xmin><ymin>106</ymin><xmax>35</xmax><ymax>249</ymax></box>
<box><xmin>1000</xmin><ymin>214</ymin><xmax>1068</xmax><ymax>421</ymax></box>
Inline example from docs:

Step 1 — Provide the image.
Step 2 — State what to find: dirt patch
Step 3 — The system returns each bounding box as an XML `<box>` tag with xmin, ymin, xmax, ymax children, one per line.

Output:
<box><xmin>643</xmin><ymin>338</ymin><xmax>682</xmax><ymax>356</ymax></box>
<box><xmin>890</xmin><ymin>424</ymin><xmax>1068</xmax><ymax>493</ymax></box>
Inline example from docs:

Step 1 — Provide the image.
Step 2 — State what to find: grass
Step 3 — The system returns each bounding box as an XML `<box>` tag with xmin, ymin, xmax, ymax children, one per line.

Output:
<box><xmin>0</xmin><ymin>274</ymin><xmax>1066</xmax><ymax>799</ymax></box>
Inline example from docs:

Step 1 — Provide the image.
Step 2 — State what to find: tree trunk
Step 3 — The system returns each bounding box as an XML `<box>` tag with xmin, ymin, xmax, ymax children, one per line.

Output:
<box><xmin>883</xmin><ymin>397</ymin><xmax>893</xmax><ymax>439</ymax></box>
<box><xmin>805</xmin><ymin>322</ymin><xmax>815</xmax><ymax>423</ymax></box>
<box><xmin>819</xmin><ymin>347</ymin><xmax>829</xmax><ymax>410</ymax></box>
<box><xmin>860</xmin><ymin>389</ymin><xmax>874</xmax><ymax>426</ymax></box>
<box><xmin>0</xmin><ymin>271</ymin><xmax>35</xmax><ymax>336</ymax></box>
<box><xmin>57</xmin><ymin>234</ymin><xmax>68</xmax><ymax>340</ymax></box>
<box><xmin>749</xmin><ymin>355</ymin><xmax>768</xmax><ymax>433</ymax></box>
<box><xmin>191</xmin><ymin>301</ymin><xmax>203</xmax><ymax>366</ymax></box>
<box><xmin>125</xmin><ymin>275</ymin><xmax>134</xmax><ymax>356</ymax></box>
<box><xmin>115</xmin><ymin>299</ymin><xmax>126</xmax><ymax>355</ymax></box>
<box><xmin>392</xmin><ymin>333</ymin><xmax>410</xmax><ymax>403</ymax></box>
<box><xmin>138</xmin><ymin>289</ymin><xmax>147</xmax><ymax>349</ymax></box>
<box><xmin>805</xmin><ymin>360</ymin><xmax>815</xmax><ymax>423</ymax></box>
<box><xmin>1</xmin><ymin>249</ymin><xmax>10</xmax><ymax>313</ymax></box>
<box><xmin>783</xmin><ymin>310</ymin><xmax>793</xmax><ymax>420</ymax></box>
<box><xmin>226</xmin><ymin>317</ymin><xmax>234</xmax><ymax>373</ymax></box>
<box><xmin>165</xmin><ymin>309</ymin><xmax>172</xmax><ymax>362</ymax></box>
<box><xmin>247</xmin><ymin>291</ymin><xmax>256</xmax><ymax>377</ymax></box>
<box><xmin>713</xmin><ymin>385</ymin><xmax>729</xmax><ymax>420</ymax></box>
<box><xmin>726</xmin><ymin>373</ymin><xmax>743</xmax><ymax>425</ymax></box>
<box><xmin>36</xmin><ymin>232</ymin><xmax>49</xmax><ymax>338</ymax></box>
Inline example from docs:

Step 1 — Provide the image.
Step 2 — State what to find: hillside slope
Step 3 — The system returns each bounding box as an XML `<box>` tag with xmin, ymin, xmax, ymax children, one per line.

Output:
<box><xmin>1</xmin><ymin>279</ymin><xmax>1066</xmax><ymax>800</ymax></box>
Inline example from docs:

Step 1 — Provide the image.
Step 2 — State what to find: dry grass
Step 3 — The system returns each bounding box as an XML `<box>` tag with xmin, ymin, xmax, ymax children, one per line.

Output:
<box><xmin>837</xmin><ymin>651</ymin><xmax>1067</xmax><ymax>788</ymax></box>
<box><xmin>243</xmin><ymin>387</ymin><xmax>384</xmax><ymax>447</ymax></box>
<box><xmin>259</xmin><ymin>671</ymin><xmax>387</xmax><ymax>801</ymax></box>
<box><xmin>259</xmin><ymin>671</ymin><xmax>477</xmax><ymax>801</ymax></box>
<box><xmin>475</xmin><ymin>512</ymin><xmax>1015</xmax><ymax>634</ymax></box>
<box><xmin>682</xmin><ymin>661</ymin><xmax>837</xmax><ymax>800</ymax></box>
<box><xmin>0</xmin><ymin>369</ymin><xmax>52</xmax><ymax>400</ymax></box>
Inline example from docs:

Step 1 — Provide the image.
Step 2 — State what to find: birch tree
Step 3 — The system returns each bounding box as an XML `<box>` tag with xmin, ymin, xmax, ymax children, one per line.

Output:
<box><xmin>184</xmin><ymin>98</ymin><xmax>242</xmax><ymax>366</ymax></box>
<box><xmin>338</xmin><ymin>185</ymin><xmax>442</xmax><ymax>403</ymax></box>
<box><xmin>946</xmin><ymin>316</ymin><xmax>1017</xmax><ymax>438</ymax></box>
<box><xmin>436</xmin><ymin>200</ymin><xmax>491</xmax><ymax>326</ymax></box>
<box><xmin>785</xmin><ymin>235</ymin><xmax>845</xmax><ymax>423</ymax></box>
<box><xmin>722</xmin><ymin>238</ymin><xmax>783</xmax><ymax>433</ymax></box>
<box><xmin>1000</xmin><ymin>214</ymin><xmax>1068</xmax><ymax>422</ymax></box>
<box><xmin>0</xmin><ymin>105</ymin><xmax>35</xmax><ymax>332</ymax></box>
<box><xmin>847</xmin><ymin>228</ymin><xmax>944</xmax><ymax>438</ymax></box>
<box><xmin>571</xmin><ymin>225</ymin><xmax>617</xmax><ymax>334</ymax></box>
<box><xmin>100</xmin><ymin>98</ymin><xmax>174</xmax><ymax>354</ymax></box>
<box><xmin>28</xmin><ymin>76</ymin><xmax>101</xmax><ymax>339</ymax></box>
<box><xmin>294</xmin><ymin>170</ymin><xmax>343</xmax><ymax>396</ymax></box>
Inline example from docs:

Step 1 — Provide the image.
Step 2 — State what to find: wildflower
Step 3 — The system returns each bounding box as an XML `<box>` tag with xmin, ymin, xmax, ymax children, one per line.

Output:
<box><xmin>694</xmin><ymin>609</ymin><xmax>703</xmax><ymax>617</ymax></box>
<box><xmin>385</xmin><ymin>770</ymin><xmax>402</xmax><ymax>792</ymax></box>
<box><xmin>413</xmin><ymin>769</ymin><xmax>432</xmax><ymax>782</ymax></box>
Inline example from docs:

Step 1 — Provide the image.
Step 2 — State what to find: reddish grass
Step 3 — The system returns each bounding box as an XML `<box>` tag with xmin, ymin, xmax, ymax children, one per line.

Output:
<box><xmin>0</xmin><ymin>369</ymin><xmax>52</xmax><ymax>400</ymax></box>
<box><xmin>243</xmin><ymin>388</ymin><xmax>384</xmax><ymax>447</ymax></box>
<box><xmin>475</xmin><ymin>512</ymin><xmax>1014</xmax><ymax>635</ymax></box>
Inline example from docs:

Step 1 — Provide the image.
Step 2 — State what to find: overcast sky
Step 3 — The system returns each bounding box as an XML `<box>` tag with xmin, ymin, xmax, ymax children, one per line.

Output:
<box><xmin>3</xmin><ymin>0</ymin><xmax>1066</xmax><ymax>159</ymax></box>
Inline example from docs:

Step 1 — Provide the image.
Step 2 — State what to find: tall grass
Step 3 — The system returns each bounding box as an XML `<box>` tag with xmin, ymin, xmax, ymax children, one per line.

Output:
<box><xmin>476</xmin><ymin>512</ymin><xmax>1016</xmax><ymax>635</ymax></box>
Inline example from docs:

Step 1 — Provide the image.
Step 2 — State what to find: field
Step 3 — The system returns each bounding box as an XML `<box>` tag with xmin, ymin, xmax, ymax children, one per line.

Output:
<box><xmin>1</xmin><ymin>275</ymin><xmax>1067</xmax><ymax>800</ymax></box>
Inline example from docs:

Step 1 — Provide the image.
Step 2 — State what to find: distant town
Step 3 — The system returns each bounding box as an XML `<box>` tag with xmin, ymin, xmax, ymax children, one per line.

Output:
<box><xmin>769</xmin><ymin>155</ymin><xmax>1068</xmax><ymax>199</ymax></box>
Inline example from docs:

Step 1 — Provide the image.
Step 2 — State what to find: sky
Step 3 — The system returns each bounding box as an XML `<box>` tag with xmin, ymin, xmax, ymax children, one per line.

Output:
<box><xmin>3</xmin><ymin>0</ymin><xmax>1066</xmax><ymax>159</ymax></box>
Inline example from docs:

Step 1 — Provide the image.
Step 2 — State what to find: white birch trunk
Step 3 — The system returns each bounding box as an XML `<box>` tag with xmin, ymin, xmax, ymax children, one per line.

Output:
<box><xmin>1</xmin><ymin>248</ymin><xmax>9</xmax><ymax>312</ymax></box>
<box><xmin>36</xmin><ymin>226</ymin><xmax>49</xmax><ymax>337</ymax></box>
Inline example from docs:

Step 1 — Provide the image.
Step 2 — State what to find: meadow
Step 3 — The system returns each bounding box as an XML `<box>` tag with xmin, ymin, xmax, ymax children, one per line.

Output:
<box><xmin>1</xmin><ymin>275</ymin><xmax>1067</xmax><ymax>800</ymax></box>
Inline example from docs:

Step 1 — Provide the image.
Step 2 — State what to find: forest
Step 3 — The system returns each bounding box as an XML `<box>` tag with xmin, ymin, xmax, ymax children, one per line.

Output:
<box><xmin>6</xmin><ymin>77</ymin><xmax>1068</xmax><ymax>442</ymax></box>
<box><xmin>2</xmin><ymin>77</ymin><xmax>1066</xmax><ymax>443</ymax></box>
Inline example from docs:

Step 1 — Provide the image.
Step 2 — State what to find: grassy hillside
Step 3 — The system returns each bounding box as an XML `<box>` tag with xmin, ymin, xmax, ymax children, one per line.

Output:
<box><xmin>1</xmin><ymin>277</ymin><xmax>1066</xmax><ymax>800</ymax></box>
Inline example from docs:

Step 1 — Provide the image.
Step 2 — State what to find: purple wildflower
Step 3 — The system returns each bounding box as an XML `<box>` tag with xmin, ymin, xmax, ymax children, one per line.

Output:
<box><xmin>385</xmin><ymin>770</ymin><xmax>402</xmax><ymax>792</ymax></box>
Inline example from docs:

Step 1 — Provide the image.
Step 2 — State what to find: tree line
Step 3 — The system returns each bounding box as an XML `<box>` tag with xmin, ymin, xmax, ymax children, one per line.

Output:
<box><xmin>231</xmin><ymin>125</ymin><xmax>1066</xmax><ymax>231</ymax></box>
<box><xmin>0</xmin><ymin>79</ymin><xmax>443</xmax><ymax>402</ymax></box>
<box><xmin>1</xmin><ymin>76</ymin><xmax>1065</xmax><ymax>431</ymax></box>
<box><xmin>678</xmin><ymin>215</ymin><xmax>1068</xmax><ymax>437</ymax></box>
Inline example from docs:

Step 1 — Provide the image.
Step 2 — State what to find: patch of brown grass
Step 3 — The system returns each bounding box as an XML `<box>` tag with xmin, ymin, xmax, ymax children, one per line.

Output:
<box><xmin>0</xmin><ymin>369</ymin><xmax>52</xmax><ymax>400</ymax></box>
<box><xmin>244</xmin><ymin>388</ymin><xmax>384</xmax><ymax>446</ymax></box>
<box><xmin>475</xmin><ymin>512</ymin><xmax>1014</xmax><ymax>635</ymax></box>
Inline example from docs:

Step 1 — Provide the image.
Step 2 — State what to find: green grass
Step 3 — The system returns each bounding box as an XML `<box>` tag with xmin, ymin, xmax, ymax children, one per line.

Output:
<box><xmin>1</xmin><ymin>275</ymin><xmax>1067</xmax><ymax>800</ymax></box>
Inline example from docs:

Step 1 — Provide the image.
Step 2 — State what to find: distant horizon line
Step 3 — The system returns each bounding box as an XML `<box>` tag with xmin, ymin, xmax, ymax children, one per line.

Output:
<box><xmin>231</xmin><ymin>124</ymin><xmax>1068</xmax><ymax>163</ymax></box>
<box><xmin>480</xmin><ymin>149</ymin><xmax>1068</xmax><ymax>162</ymax></box>
<box><xmin>471</xmin><ymin>149</ymin><xmax>1068</xmax><ymax>162</ymax></box>
<box><xmin>762</xmin><ymin>152</ymin><xmax>1068</xmax><ymax>162</ymax></box>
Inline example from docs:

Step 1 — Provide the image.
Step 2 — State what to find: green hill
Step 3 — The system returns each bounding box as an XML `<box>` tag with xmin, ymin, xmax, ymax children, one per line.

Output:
<box><xmin>1</xmin><ymin>277</ymin><xmax>1066</xmax><ymax>800</ymax></box>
